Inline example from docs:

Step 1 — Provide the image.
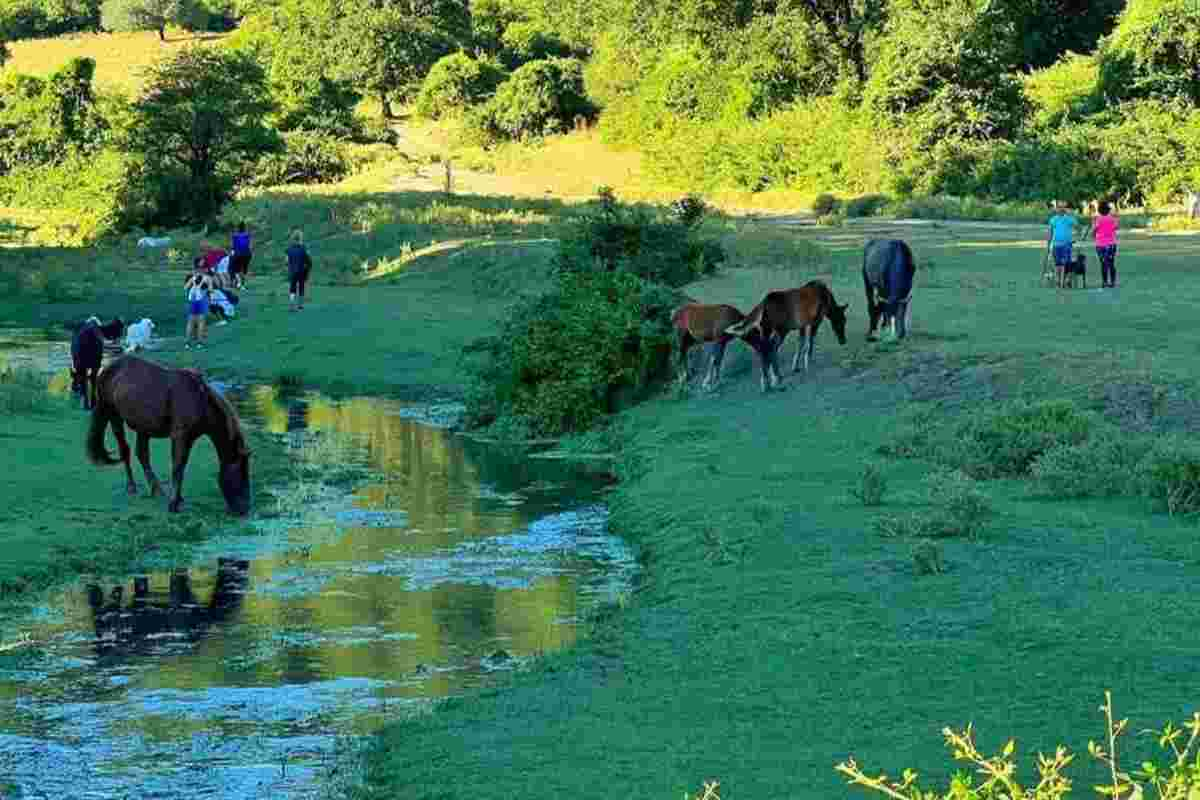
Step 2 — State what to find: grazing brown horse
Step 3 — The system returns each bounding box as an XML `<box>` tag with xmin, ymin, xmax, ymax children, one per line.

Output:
<box><xmin>86</xmin><ymin>356</ymin><xmax>251</xmax><ymax>515</ymax></box>
<box><xmin>672</xmin><ymin>303</ymin><xmax>770</xmax><ymax>390</ymax></box>
<box><xmin>725</xmin><ymin>280</ymin><xmax>849</xmax><ymax>392</ymax></box>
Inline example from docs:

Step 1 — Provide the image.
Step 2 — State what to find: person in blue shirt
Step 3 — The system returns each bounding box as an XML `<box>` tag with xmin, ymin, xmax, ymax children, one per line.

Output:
<box><xmin>286</xmin><ymin>229</ymin><xmax>313</xmax><ymax>311</ymax></box>
<box><xmin>229</xmin><ymin>221</ymin><xmax>252</xmax><ymax>289</ymax></box>
<box><xmin>1047</xmin><ymin>202</ymin><xmax>1080</xmax><ymax>288</ymax></box>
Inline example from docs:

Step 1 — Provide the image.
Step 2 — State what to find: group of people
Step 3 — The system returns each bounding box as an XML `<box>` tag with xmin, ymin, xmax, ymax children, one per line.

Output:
<box><xmin>1047</xmin><ymin>200</ymin><xmax>1120</xmax><ymax>289</ymax></box>
<box><xmin>182</xmin><ymin>224</ymin><xmax>314</xmax><ymax>350</ymax></box>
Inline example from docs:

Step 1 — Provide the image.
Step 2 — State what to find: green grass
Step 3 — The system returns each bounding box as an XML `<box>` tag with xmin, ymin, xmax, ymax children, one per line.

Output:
<box><xmin>349</xmin><ymin>216</ymin><xmax>1200</xmax><ymax>798</ymax></box>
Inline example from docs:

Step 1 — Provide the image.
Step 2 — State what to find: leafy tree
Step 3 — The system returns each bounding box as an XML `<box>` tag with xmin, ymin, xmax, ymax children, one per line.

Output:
<box><xmin>228</xmin><ymin>0</ymin><xmax>362</xmax><ymax>136</ymax></box>
<box><xmin>100</xmin><ymin>0</ymin><xmax>204</xmax><ymax>40</ymax></box>
<box><xmin>415</xmin><ymin>51</ymin><xmax>507</xmax><ymax>119</ymax></box>
<box><xmin>334</xmin><ymin>0</ymin><xmax>470</xmax><ymax>118</ymax></box>
<box><xmin>0</xmin><ymin>58</ymin><xmax>107</xmax><ymax>174</ymax></box>
<box><xmin>994</xmin><ymin>0</ymin><xmax>1124</xmax><ymax>71</ymax></box>
<box><xmin>864</xmin><ymin>0</ymin><xmax>1027</xmax><ymax>140</ymax></box>
<box><xmin>471</xmin><ymin>56</ymin><xmax>592</xmax><ymax>142</ymax></box>
<box><xmin>1098</xmin><ymin>0</ymin><xmax>1200</xmax><ymax>105</ymax></box>
<box><xmin>130</xmin><ymin>47</ymin><xmax>277</xmax><ymax>219</ymax></box>
<box><xmin>782</xmin><ymin>0</ymin><xmax>887</xmax><ymax>84</ymax></box>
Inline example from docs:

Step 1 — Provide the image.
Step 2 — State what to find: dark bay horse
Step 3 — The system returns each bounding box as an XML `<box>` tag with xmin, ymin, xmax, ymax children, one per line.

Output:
<box><xmin>725</xmin><ymin>281</ymin><xmax>849</xmax><ymax>392</ymax></box>
<box><xmin>70</xmin><ymin>317</ymin><xmax>124</xmax><ymax>410</ymax></box>
<box><xmin>672</xmin><ymin>303</ymin><xmax>770</xmax><ymax>390</ymax></box>
<box><xmin>862</xmin><ymin>239</ymin><xmax>915</xmax><ymax>340</ymax></box>
<box><xmin>86</xmin><ymin>356</ymin><xmax>251</xmax><ymax>515</ymax></box>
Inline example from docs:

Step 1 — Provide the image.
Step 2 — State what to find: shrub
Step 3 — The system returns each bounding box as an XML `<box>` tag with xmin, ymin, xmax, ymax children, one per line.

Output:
<box><xmin>811</xmin><ymin>193</ymin><xmax>840</xmax><ymax>216</ymax></box>
<box><xmin>844</xmin><ymin>193</ymin><xmax>890</xmax><ymax>218</ymax></box>
<box><xmin>850</xmin><ymin>462</ymin><xmax>888</xmax><ymax>507</ymax></box>
<box><xmin>1030</xmin><ymin>429</ymin><xmax>1153</xmax><ymax>498</ymax></box>
<box><xmin>1136</xmin><ymin>436</ymin><xmax>1200</xmax><ymax>518</ymax></box>
<box><xmin>0</xmin><ymin>368</ymin><xmax>45</xmax><ymax>415</ymax></box>
<box><xmin>248</xmin><ymin>131</ymin><xmax>349</xmax><ymax>186</ymax></box>
<box><xmin>555</xmin><ymin>188</ymin><xmax>724</xmax><ymax>288</ymax></box>
<box><xmin>462</xmin><ymin>268</ymin><xmax>680</xmax><ymax>437</ymax></box>
<box><xmin>872</xmin><ymin>468</ymin><xmax>992</xmax><ymax>540</ymax></box>
<box><xmin>469</xmin><ymin>57</ymin><xmax>593</xmax><ymax>143</ymax></box>
<box><xmin>499</xmin><ymin>20</ymin><xmax>573</xmax><ymax>68</ymax></box>
<box><xmin>415</xmin><ymin>52</ymin><xmax>507</xmax><ymax>120</ymax></box>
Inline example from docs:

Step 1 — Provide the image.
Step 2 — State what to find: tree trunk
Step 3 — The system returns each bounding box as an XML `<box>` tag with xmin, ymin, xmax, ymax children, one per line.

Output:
<box><xmin>379</xmin><ymin>92</ymin><xmax>394</xmax><ymax>120</ymax></box>
<box><xmin>158</xmin><ymin>25</ymin><xmax>166</xmax><ymax>42</ymax></box>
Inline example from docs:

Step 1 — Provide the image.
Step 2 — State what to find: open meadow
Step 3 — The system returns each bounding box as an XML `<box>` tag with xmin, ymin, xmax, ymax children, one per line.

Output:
<box><xmin>3</xmin><ymin>129</ymin><xmax>1200</xmax><ymax>798</ymax></box>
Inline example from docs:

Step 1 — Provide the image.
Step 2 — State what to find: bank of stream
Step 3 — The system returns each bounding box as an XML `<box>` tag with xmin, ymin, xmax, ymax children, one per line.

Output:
<box><xmin>0</xmin><ymin>331</ymin><xmax>635</xmax><ymax>799</ymax></box>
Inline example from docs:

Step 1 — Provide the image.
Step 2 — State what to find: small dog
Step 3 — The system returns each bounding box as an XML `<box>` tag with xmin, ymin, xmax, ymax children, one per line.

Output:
<box><xmin>1064</xmin><ymin>253</ymin><xmax>1087</xmax><ymax>289</ymax></box>
<box><xmin>124</xmin><ymin>318</ymin><xmax>156</xmax><ymax>352</ymax></box>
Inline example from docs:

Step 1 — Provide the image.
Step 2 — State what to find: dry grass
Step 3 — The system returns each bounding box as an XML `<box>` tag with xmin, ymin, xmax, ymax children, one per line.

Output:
<box><xmin>5</xmin><ymin>30</ymin><xmax>228</xmax><ymax>94</ymax></box>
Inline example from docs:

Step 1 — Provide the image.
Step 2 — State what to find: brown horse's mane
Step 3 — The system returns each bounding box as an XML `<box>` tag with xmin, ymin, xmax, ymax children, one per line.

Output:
<box><xmin>192</xmin><ymin>374</ymin><xmax>249</xmax><ymax>457</ymax></box>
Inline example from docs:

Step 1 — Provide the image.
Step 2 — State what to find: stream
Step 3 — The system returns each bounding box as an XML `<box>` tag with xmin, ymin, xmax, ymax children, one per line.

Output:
<box><xmin>0</xmin><ymin>330</ymin><xmax>634</xmax><ymax>799</ymax></box>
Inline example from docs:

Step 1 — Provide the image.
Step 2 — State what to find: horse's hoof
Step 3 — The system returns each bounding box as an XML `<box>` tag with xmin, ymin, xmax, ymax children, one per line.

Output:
<box><xmin>168</xmin><ymin>501</ymin><xmax>182</xmax><ymax>513</ymax></box>
<box><xmin>126</xmin><ymin>484</ymin><xmax>139</xmax><ymax>496</ymax></box>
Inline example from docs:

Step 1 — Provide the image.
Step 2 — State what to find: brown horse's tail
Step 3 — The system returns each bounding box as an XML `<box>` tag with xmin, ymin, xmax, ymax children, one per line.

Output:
<box><xmin>86</xmin><ymin>397</ymin><xmax>119</xmax><ymax>465</ymax></box>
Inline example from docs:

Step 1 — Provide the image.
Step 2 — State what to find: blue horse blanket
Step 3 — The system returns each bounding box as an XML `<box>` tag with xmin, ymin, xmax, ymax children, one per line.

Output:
<box><xmin>863</xmin><ymin>239</ymin><xmax>915</xmax><ymax>317</ymax></box>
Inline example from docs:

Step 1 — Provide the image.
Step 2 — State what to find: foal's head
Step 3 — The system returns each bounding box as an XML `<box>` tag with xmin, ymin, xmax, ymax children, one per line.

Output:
<box><xmin>822</xmin><ymin>288</ymin><xmax>850</xmax><ymax>345</ymax></box>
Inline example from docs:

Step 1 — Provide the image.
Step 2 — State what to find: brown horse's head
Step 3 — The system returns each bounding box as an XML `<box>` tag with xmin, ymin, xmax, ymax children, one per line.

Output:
<box><xmin>219</xmin><ymin>451</ymin><xmax>252</xmax><ymax>516</ymax></box>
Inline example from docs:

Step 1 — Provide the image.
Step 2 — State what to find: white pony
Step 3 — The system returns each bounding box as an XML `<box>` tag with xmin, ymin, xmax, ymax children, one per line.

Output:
<box><xmin>136</xmin><ymin>236</ymin><xmax>172</xmax><ymax>248</ymax></box>
<box><xmin>124</xmin><ymin>318</ymin><xmax>156</xmax><ymax>352</ymax></box>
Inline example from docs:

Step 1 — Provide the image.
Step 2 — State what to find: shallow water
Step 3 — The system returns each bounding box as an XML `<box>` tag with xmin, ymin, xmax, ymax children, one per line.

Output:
<box><xmin>0</xmin><ymin>333</ymin><xmax>634</xmax><ymax>799</ymax></box>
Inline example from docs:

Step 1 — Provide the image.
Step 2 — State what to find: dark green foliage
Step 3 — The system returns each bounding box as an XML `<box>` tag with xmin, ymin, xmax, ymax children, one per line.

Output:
<box><xmin>414</xmin><ymin>51</ymin><xmax>507</xmax><ymax>119</ymax></box>
<box><xmin>248</xmin><ymin>130</ymin><xmax>350</xmax><ymax>185</ymax></box>
<box><xmin>463</xmin><ymin>268</ymin><xmax>680</xmax><ymax>436</ymax></box>
<box><xmin>499</xmin><ymin>19</ymin><xmax>573</xmax><ymax>67</ymax></box>
<box><xmin>1031</xmin><ymin>429</ymin><xmax>1153</xmax><ymax>498</ymax></box>
<box><xmin>557</xmin><ymin>188</ymin><xmax>723</xmax><ymax>287</ymax></box>
<box><xmin>0</xmin><ymin>58</ymin><xmax>107</xmax><ymax>174</ymax></box>
<box><xmin>1098</xmin><ymin>0</ymin><xmax>1200</xmax><ymax>106</ymax></box>
<box><xmin>1137</xmin><ymin>436</ymin><xmax>1200</xmax><ymax>517</ymax></box>
<box><xmin>0</xmin><ymin>0</ymin><xmax>102</xmax><ymax>37</ymax></box>
<box><xmin>844</xmin><ymin>193</ymin><xmax>888</xmax><ymax>217</ymax></box>
<box><xmin>469</xmin><ymin>56</ymin><xmax>592</xmax><ymax>142</ymax></box>
<box><xmin>882</xmin><ymin>400</ymin><xmax>1097</xmax><ymax>479</ymax></box>
<box><xmin>100</xmin><ymin>0</ymin><xmax>205</xmax><ymax>38</ymax></box>
<box><xmin>130</xmin><ymin>46</ymin><xmax>278</xmax><ymax>222</ymax></box>
<box><xmin>811</xmin><ymin>193</ymin><xmax>840</xmax><ymax>215</ymax></box>
<box><xmin>997</xmin><ymin>0</ymin><xmax>1124</xmax><ymax>71</ymax></box>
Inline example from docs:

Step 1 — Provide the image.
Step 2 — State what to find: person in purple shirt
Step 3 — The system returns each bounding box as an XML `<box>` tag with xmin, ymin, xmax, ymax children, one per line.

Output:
<box><xmin>229</xmin><ymin>221</ymin><xmax>252</xmax><ymax>289</ymax></box>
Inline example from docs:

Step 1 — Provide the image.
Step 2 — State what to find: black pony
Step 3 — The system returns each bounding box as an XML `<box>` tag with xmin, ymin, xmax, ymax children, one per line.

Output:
<box><xmin>71</xmin><ymin>317</ymin><xmax>124</xmax><ymax>409</ymax></box>
<box><xmin>862</xmin><ymin>239</ymin><xmax>915</xmax><ymax>340</ymax></box>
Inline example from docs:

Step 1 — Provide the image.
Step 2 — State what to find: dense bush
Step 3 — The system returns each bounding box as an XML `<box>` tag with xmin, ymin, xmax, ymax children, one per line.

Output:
<box><xmin>468</xmin><ymin>57</ymin><xmax>593</xmax><ymax>143</ymax></box>
<box><xmin>811</xmin><ymin>193</ymin><xmax>840</xmax><ymax>216</ymax></box>
<box><xmin>414</xmin><ymin>52</ymin><xmax>507</xmax><ymax>120</ymax></box>
<box><xmin>1098</xmin><ymin>0</ymin><xmax>1200</xmax><ymax>106</ymax></box>
<box><xmin>1137</xmin><ymin>436</ymin><xmax>1200</xmax><ymax>517</ymax></box>
<box><xmin>1030</xmin><ymin>429</ymin><xmax>1154</xmax><ymax>498</ymax></box>
<box><xmin>499</xmin><ymin>20</ymin><xmax>573</xmax><ymax>68</ymax></box>
<box><xmin>556</xmin><ymin>188</ymin><xmax>723</xmax><ymax>287</ymax></box>
<box><xmin>247</xmin><ymin>131</ymin><xmax>349</xmax><ymax>185</ymax></box>
<box><xmin>462</xmin><ymin>268</ymin><xmax>679</xmax><ymax>437</ymax></box>
<box><xmin>0</xmin><ymin>58</ymin><xmax>108</xmax><ymax>174</ymax></box>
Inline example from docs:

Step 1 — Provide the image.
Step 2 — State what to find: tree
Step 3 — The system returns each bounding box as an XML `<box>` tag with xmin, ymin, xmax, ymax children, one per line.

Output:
<box><xmin>100</xmin><ymin>0</ymin><xmax>204</xmax><ymax>41</ymax></box>
<box><xmin>130</xmin><ymin>47</ymin><xmax>277</xmax><ymax>219</ymax></box>
<box><xmin>334</xmin><ymin>0</ymin><xmax>471</xmax><ymax>118</ymax></box>
<box><xmin>1098</xmin><ymin>0</ymin><xmax>1200</xmax><ymax>106</ymax></box>
<box><xmin>994</xmin><ymin>0</ymin><xmax>1124</xmax><ymax>71</ymax></box>
<box><xmin>782</xmin><ymin>0</ymin><xmax>887</xmax><ymax>85</ymax></box>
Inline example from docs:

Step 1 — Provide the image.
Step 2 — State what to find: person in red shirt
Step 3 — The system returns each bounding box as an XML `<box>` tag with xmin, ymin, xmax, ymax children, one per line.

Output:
<box><xmin>200</xmin><ymin>243</ymin><xmax>227</xmax><ymax>273</ymax></box>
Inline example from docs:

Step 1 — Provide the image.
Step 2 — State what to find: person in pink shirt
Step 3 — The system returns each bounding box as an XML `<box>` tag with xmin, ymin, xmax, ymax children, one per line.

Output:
<box><xmin>1089</xmin><ymin>201</ymin><xmax>1119</xmax><ymax>288</ymax></box>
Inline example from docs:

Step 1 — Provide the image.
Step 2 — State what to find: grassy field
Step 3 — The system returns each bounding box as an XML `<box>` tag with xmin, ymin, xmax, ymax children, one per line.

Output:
<box><xmin>4</xmin><ymin>30</ymin><xmax>227</xmax><ymax>94</ymax></box>
<box><xmin>349</xmin><ymin>219</ymin><xmax>1200</xmax><ymax>799</ymax></box>
<box><xmin>4</xmin><ymin>111</ymin><xmax>1200</xmax><ymax>798</ymax></box>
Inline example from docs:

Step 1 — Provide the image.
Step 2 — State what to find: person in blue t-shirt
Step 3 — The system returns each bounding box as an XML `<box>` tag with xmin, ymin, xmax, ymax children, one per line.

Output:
<box><xmin>229</xmin><ymin>221</ymin><xmax>252</xmax><ymax>289</ymax></box>
<box><xmin>286</xmin><ymin>229</ymin><xmax>313</xmax><ymax>311</ymax></box>
<box><xmin>1047</xmin><ymin>203</ymin><xmax>1080</xmax><ymax>288</ymax></box>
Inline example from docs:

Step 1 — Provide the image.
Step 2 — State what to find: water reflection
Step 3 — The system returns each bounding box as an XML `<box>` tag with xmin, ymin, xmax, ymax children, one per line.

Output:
<box><xmin>86</xmin><ymin>558</ymin><xmax>251</xmax><ymax>658</ymax></box>
<box><xmin>0</xmin><ymin>377</ymin><xmax>633</xmax><ymax>799</ymax></box>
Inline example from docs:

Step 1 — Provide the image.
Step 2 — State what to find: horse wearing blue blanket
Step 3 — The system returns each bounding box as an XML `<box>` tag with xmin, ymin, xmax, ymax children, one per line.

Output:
<box><xmin>862</xmin><ymin>238</ymin><xmax>915</xmax><ymax>340</ymax></box>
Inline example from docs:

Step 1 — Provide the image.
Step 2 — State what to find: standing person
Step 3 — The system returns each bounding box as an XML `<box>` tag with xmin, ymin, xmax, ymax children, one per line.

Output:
<box><xmin>1090</xmin><ymin>200</ymin><xmax>1119</xmax><ymax>288</ymax></box>
<box><xmin>230</xmin><ymin>221</ymin><xmax>253</xmax><ymax>289</ymax></box>
<box><xmin>184</xmin><ymin>267</ymin><xmax>214</xmax><ymax>349</ymax></box>
<box><xmin>286</xmin><ymin>229</ymin><xmax>313</xmax><ymax>311</ymax></box>
<box><xmin>1047</xmin><ymin>202</ymin><xmax>1080</xmax><ymax>289</ymax></box>
<box><xmin>200</xmin><ymin>241</ymin><xmax>227</xmax><ymax>273</ymax></box>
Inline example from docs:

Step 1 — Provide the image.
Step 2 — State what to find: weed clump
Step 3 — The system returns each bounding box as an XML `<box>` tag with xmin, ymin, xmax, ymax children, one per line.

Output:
<box><xmin>1137</xmin><ymin>436</ymin><xmax>1200</xmax><ymax>518</ymax></box>
<box><xmin>0</xmin><ymin>369</ymin><xmax>46</xmax><ymax>414</ymax></box>
<box><xmin>882</xmin><ymin>400</ymin><xmax>1096</xmax><ymax>479</ymax></box>
<box><xmin>850</xmin><ymin>462</ymin><xmax>888</xmax><ymax>507</ymax></box>
<box><xmin>873</xmin><ymin>468</ymin><xmax>992</xmax><ymax>540</ymax></box>
<box><xmin>1030</xmin><ymin>428</ymin><xmax>1153</xmax><ymax>498</ymax></box>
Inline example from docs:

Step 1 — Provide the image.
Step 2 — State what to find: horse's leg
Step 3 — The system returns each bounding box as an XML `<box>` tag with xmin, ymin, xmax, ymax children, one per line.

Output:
<box><xmin>709</xmin><ymin>340</ymin><xmax>728</xmax><ymax>389</ymax></box>
<box><xmin>136</xmin><ymin>433</ymin><xmax>164</xmax><ymax>497</ymax></box>
<box><xmin>110</xmin><ymin>421</ymin><xmax>138</xmax><ymax>496</ymax></box>
<box><xmin>168</xmin><ymin>433</ymin><xmax>197</xmax><ymax>513</ymax></box>
<box><xmin>806</xmin><ymin>322</ymin><xmax>817</xmax><ymax>372</ymax></box>
<box><xmin>792</xmin><ymin>327</ymin><xmax>807</xmax><ymax>373</ymax></box>
<box><xmin>864</xmin><ymin>274</ymin><xmax>880</xmax><ymax>340</ymax></box>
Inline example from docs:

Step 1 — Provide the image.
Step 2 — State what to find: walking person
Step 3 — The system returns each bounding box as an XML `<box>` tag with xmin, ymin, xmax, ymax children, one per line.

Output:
<box><xmin>230</xmin><ymin>221</ymin><xmax>253</xmax><ymax>289</ymax></box>
<box><xmin>1047</xmin><ymin>202</ymin><xmax>1081</xmax><ymax>288</ymax></box>
<box><xmin>286</xmin><ymin>229</ymin><xmax>313</xmax><ymax>311</ymax></box>
<box><xmin>1089</xmin><ymin>200</ymin><xmax>1119</xmax><ymax>288</ymax></box>
<box><xmin>184</xmin><ymin>266</ymin><xmax>214</xmax><ymax>349</ymax></box>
